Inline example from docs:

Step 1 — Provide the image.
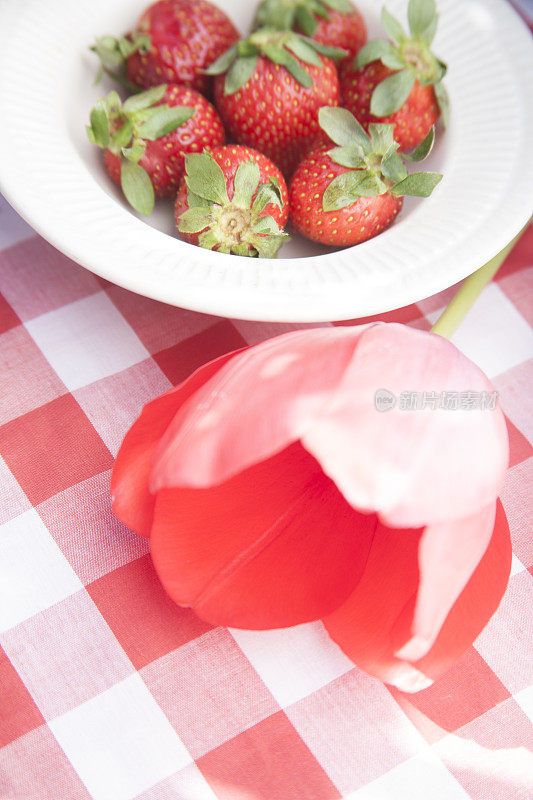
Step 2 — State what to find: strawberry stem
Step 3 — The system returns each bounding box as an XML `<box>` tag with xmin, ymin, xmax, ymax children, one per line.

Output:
<box><xmin>430</xmin><ymin>230</ymin><xmax>526</xmax><ymax>339</ymax></box>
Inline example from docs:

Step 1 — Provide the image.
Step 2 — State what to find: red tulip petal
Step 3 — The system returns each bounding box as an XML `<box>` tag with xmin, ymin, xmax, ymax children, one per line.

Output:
<box><xmin>111</xmin><ymin>351</ymin><xmax>240</xmax><ymax>536</ymax></box>
<box><xmin>150</xmin><ymin>442</ymin><xmax>377</xmax><ymax>629</ymax></box>
<box><xmin>395</xmin><ymin>503</ymin><xmax>496</xmax><ymax>662</ymax></box>
<box><xmin>303</xmin><ymin>324</ymin><xmax>508</xmax><ymax>526</ymax></box>
<box><xmin>323</xmin><ymin>500</ymin><xmax>511</xmax><ymax>692</ymax></box>
<box><xmin>150</xmin><ymin>327</ymin><xmax>368</xmax><ymax>492</ymax></box>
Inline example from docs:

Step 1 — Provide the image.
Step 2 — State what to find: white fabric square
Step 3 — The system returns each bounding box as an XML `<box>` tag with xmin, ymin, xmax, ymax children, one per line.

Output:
<box><xmin>286</xmin><ymin>669</ymin><xmax>428</xmax><ymax>795</ymax></box>
<box><xmin>230</xmin><ymin>621</ymin><xmax>354</xmax><ymax>707</ymax></box>
<box><xmin>136</xmin><ymin>763</ymin><xmax>221</xmax><ymax>800</ymax></box>
<box><xmin>0</xmin><ymin>509</ymin><xmax>82</xmax><ymax>633</ymax></box>
<box><xmin>49</xmin><ymin>673</ymin><xmax>192</xmax><ymax>800</ymax></box>
<box><xmin>0</xmin><ymin>455</ymin><xmax>30</xmax><ymax>525</ymax></box>
<box><xmin>514</xmin><ymin>685</ymin><xmax>533</xmax><ymax>724</ymax></box>
<box><xmin>26</xmin><ymin>292</ymin><xmax>150</xmax><ymax>391</ymax></box>
<box><xmin>510</xmin><ymin>554</ymin><xmax>526</xmax><ymax>576</ymax></box>
<box><xmin>427</xmin><ymin>284</ymin><xmax>533</xmax><ymax>379</ymax></box>
<box><xmin>345</xmin><ymin>750</ymin><xmax>471</xmax><ymax>800</ymax></box>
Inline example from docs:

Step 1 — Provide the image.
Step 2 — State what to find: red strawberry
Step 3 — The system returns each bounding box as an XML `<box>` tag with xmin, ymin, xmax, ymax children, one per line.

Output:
<box><xmin>175</xmin><ymin>145</ymin><xmax>290</xmax><ymax>258</ymax></box>
<box><xmin>207</xmin><ymin>30</ymin><xmax>344</xmax><ymax>177</ymax></box>
<box><xmin>254</xmin><ymin>0</ymin><xmax>367</xmax><ymax>65</ymax></box>
<box><xmin>340</xmin><ymin>0</ymin><xmax>448</xmax><ymax>151</ymax></box>
<box><xmin>92</xmin><ymin>0</ymin><xmax>239</xmax><ymax>95</ymax></box>
<box><xmin>87</xmin><ymin>84</ymin><xmax>225</xmax><ymax>215</ymax></box>
<box><xmin>290</xmin><ymin>107</ymin><xmax>442</xmax><ymax>246</ymax></box>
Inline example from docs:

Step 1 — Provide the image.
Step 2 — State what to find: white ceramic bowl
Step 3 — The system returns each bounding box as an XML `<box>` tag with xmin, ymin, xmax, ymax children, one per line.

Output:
<box><xmin>0</xmin><ymin>0</ymin><xmax>531</xmax><ymax>321</ymax></box>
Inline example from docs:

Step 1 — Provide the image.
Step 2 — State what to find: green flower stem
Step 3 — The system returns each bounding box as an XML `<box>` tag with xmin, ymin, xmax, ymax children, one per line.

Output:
<box><xmin>430</xmin><ymin>228</ymin><xmax>527</xmax><ymax>339</ymax></box>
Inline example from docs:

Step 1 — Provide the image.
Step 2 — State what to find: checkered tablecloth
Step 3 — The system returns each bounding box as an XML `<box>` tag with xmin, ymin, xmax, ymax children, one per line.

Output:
<box><xmin>0</xmin><ymin>186</ymin><xmax>532</xmax><ymax>800</ymax></box>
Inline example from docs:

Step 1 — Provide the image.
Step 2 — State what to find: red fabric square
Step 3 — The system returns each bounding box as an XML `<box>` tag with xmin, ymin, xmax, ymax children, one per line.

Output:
<box><xmin>0</xmin><ymin>394</ymin><xmax>113</xmax><ymax>505</ymax></box>
<box><xmin>498</xmin><ymin>266</ymin><xmax>533</xmax><ymax>326</ymax></box>
<box><xmin>495</xmin><ymin>223</ymin><xmax>533</xmax><ymax>280</ymax></box>
<box><xmin>389</xmin><ymin>647</ymin><xmax>510</xmax><ymax>739</ymax></box>
<box><xmin>197</xmin><ymin>711</ymin><xmax>341</xmax><ymax>800</ymax></box>
<box><xmin>0</xmin><ymin>326</ymin><xmax>66</xmax><ymax>426</ymax></box>
<box><xmin>87</xmin><ymin>554</ymin><xmax>213</xmax><ymax>670</ymax></box>
<box><xmin>0</xmin><ymin>647</ymin><xmax>44</xmax><ymax>748</ymax></box>
<box><xmin>495</xmin><ymin>360</ymin><xmax>532</xmax><ymax>453</ymax></box>
<box><xmin>105</xmin><ymin>282</ymin><xmax>218</xmax><ymax>354</ymax></box>
<box><xmin>153</xmin><ymin>321</ymin><xmax>247</xmax><ymax>386</ymax></box>
<box><xmin>0</xmin><ymin>724</ymin><xmax>92</xmax><ymax>799</ymax></box>
<box><xmin>0</xmin><ymin>237</ymin><xmax>100</xmax><ymax>321</ymax></box>
<box><xmin>506</xmin><ymin>415</ymin><xmax>533</xmax><ymax>468</ymax></box>
<box><xmin>141</xmin><ymin>628</ymin><xmax>279</xmax><ymax>758</ymax></box>
<box><xmin>0</xmin><ymin>292</ymin><xmax>20</xmax><ymax>335</ymax></box>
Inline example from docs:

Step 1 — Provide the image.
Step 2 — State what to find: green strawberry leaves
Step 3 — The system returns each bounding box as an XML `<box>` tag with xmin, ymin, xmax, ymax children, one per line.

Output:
<box><xmin>86</xmin><ymin>86</ymin><xmax>195</xmax><ymax>216</ymax></box>
<box><xmin>178</xmin><ymin>153</ymin><xmax>290</xmax><ymax>258</ymax></box>
<box><xmin>390</xmin><ymin>172</ymin><xmax>442</xmax><ymax>196</ymax></box>
<box><xmin>135</xmin><ymin>106</ymin><xmax>195</xmax><ymax>140</ymax></box>
<box><xmin>185</xmin><ymin>152</ymin><xmax>230</xmax><ymax>206</ymax></box>
<box><xmin>434</xmin><ymin>81</ymin><xmax>450</xmax><ymax>126</ymax></box>
<box><xmin>233</xmin><ymin>161</ymin><xmax>262</xmax><ymax>208</ymax></box>
<box><xmin>252</xmin><ymin>178</ymin><xmax>285</xmax><ymax>215</ymax></box>
<box><xmin>356</xmin><ymin>40</ymin><xmax>405</xmax><ymax>71</ymax></box>
<box><xmin>206</xmin><ymin>29</ymin><xmax>346</xmax><ymax>94</ymax></box>
<box><xmin>381</xmin><ymin>7</ymin><xmax>408</xmax><ymax>44</ymax></box>
<box><xmin>403</xmin><ymin>126</ymin><xmax>435</xmax><ymax>161</ymax></box>
<box><xmin>370</xmin><ymin>67</ymin><xmax>416</xmax><ymax>117</ymax></box>
<box><xmin>253</xmin><ymin>0</ymin><xmax>354</xmax><ymax>36</ymax></box>
<box><xmin>318</xmin><ymin>107</ymin><xmax>442</xmax><ymax>211</ymax></box>
<box><xmin>319</xmin><ymin>107</ymin><xmax>371</xmax><ymax>152</ymax></box>
<box><xmin>88</xmin><ymin>100</ymin><xmax>110</xmax><ymax>148</ymax></box>
<box><xmin>408</xmin><ymin>0</ymin><xmax>438</xmax><ymax>39</ymax></box>
<box><xmin>178</xmin><ymin>207</ymin><xmax>214</xmax><ymax>234</ymax></box>
<box><xmin>120</xmin><ymin>161</ymin><xmax>154</xmax><ymax>216</ymax></box>
<box><xmin>225</xmin><ymin>56</ymin><xmax>259</xmax><ymax>95</ymax></box>
<box><xmin>323</xmin><ymin>171</ymin><xmax>386</xmax><ymax>212</ymax></box>
<box><xmin>355</xmin><ymin>0</ymin><xmax>448</xmax><ymax>119</ymax></box>
<box><xmin>122</xmin><ymin>85</ymin><xmax>167</xmax><ymax>113</ymax></box>
<box><xmin>91</xmin><ymin>32</ymin><xmax>150</xmax><ymax>91</ymax></box>
<box><xmin>262</xmin><ymin>44</ymin><xmax>314</xmax><ymax>87</ymax></box>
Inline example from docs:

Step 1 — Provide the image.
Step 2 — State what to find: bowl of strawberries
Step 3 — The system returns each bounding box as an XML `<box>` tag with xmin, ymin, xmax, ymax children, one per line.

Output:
<box><xmin>0</xmin><ymin>0</ymin><xmax>531</xmax><ymax>321</ymax></box>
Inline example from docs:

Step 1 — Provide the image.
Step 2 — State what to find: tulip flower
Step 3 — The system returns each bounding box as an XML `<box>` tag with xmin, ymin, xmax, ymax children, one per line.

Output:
<box><xmin>111</xmin><ymin>323</ymin><xmax>511</xmax><ymax>692</ymax></box>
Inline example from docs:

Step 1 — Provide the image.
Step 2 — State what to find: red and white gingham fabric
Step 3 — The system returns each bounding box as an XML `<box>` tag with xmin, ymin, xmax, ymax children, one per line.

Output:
<box><xmin>0</xmin><ymin>188</ymin><xmax>532</xmax><ymax>800</ymax></box>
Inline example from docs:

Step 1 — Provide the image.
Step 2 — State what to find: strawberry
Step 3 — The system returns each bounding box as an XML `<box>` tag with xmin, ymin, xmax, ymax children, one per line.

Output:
<box><xmin>289</xmin><ymin>106</ymin><xmax>442</xmax><ymax>246</ymax></box>
<box><xmin>253</xmin><ymin>0</ymin><xmax>367</xmax><ymax>65</ymax></box>
<box><xmin>87</xmin><ymin>84</ymin><xmax>225</xmax><ymax>215</ymax></box>
<box><xmin>340</xmin><ymin>0</ymin><xmax>449</xmax><ymax>151</ymax></box>
<box><xmin>175</xmin><ymin>146</ymin><xmax>290</xmax><ymax>258</ymax></box>
<box><xmin>92</xmin><ymin>0</ymin><xmax>239</xmax><ymax>95</ymax></box>
<box><xmin>206</xmin><ymin>30</ymin><xmax>344</xmax><ymax>177</ymax></box>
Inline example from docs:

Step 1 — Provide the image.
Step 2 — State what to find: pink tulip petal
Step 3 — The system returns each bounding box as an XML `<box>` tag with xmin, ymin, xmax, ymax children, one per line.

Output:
<box><xmin>149</xmin><ymin>324</ymin><xmax>506</xmax><ymax>529</ymax></box>
<box><xmin>415</xmin><ymin>500</ymin><xmax>511</xmax><ymax>682</ymax></box>
<box><xmin>150</xmin><ymin>442</ymin><xmax>377</xmax><ymax>629</ymax></box>
<box><xmin>395</xmin><ymin>503</ymin><xmax>496</xmax><ymax>661</ymax></box>
<box><xmin>324</xmin><ymin>500</ymin><xmax>511</xmax><ymax>692</ymax></box>
<box><xmin>302</xmin><ymin>324</ymin><xmax>508</xmax><ymax>526</ymax></box>
<box><xmin>150</xmin><ymin>326</ymin><xmax>369</xmax><ymax>492</ymax></box>
<box><xmin>111</xmin><ymin>351</ymin><xmax>240</xmax><ymax>536</ymax></box>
